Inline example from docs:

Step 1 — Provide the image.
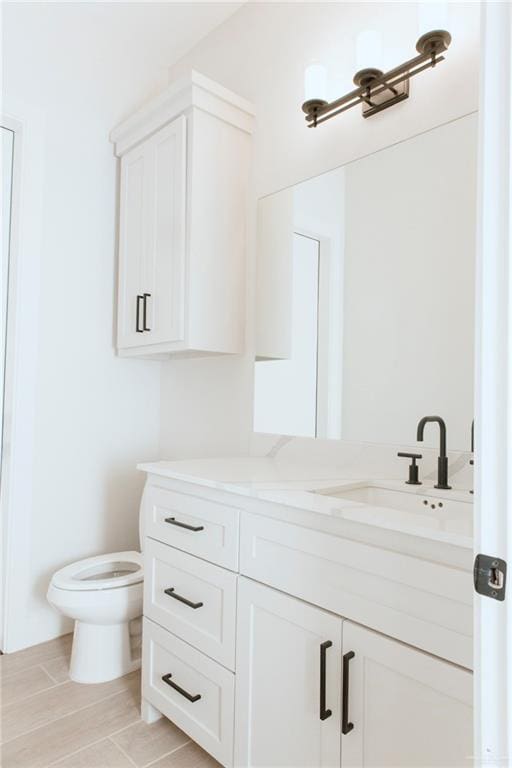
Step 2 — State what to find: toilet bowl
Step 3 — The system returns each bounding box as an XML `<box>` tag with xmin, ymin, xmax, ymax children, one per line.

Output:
<box><xmin>47</xmin><ymin>551</ymin><xmax>143</xmax><ymax>684</ymax></box>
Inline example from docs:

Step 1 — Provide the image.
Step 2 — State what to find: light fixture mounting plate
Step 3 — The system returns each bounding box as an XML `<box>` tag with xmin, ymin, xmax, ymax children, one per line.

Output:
<box><xmin>359</xmin><ymin>76</ymin><xmax>410</xmax><ymax>118</ymax></box>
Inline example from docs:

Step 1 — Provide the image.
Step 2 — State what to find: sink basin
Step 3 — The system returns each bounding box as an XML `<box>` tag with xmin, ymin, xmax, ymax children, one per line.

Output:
<box><xmin>314</xmin><ymin>484</ymin><xmax>472</xmax><ymax>535</ymax></box>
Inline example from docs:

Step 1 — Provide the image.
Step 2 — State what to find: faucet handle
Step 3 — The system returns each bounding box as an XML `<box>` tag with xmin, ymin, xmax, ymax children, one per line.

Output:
<box><xmin>397</xmin><ymin>452</ymin><xmax>423</xmax><ymax>485</ymax></box>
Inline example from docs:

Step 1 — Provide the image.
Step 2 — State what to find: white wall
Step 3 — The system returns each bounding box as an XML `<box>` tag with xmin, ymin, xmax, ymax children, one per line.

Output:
<box><xmin>2</xmin><ymin>2</ymin><xmax>239</xmax><ymax>650</ymax></box>
<box><xmin>159</xmin><ymin>1</ymin><xmax>480</xmax><ymax>459</ymax></box>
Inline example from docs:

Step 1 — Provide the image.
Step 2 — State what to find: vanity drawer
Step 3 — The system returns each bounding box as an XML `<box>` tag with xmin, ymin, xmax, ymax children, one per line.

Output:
<box><xmin>143</xmin><ymin>484</ymin><xmax>240</xmax><ymax>570</ymax></box>
<box><xmin>240</xmin><ymin>512</ymin><xmax>473</xmax><ymax>668</ymax></box>
<box><xmin>144</xmin><ymin>538</ymin><xmax>237</xmax><ymax>670</ymax></box>
<box><xmin>142</xmin><ymin>617</ymin><xmax>235</xmax><ymax>767</ymax></box>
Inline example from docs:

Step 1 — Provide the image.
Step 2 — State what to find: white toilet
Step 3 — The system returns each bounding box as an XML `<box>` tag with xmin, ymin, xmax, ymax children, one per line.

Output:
<box><xmin>47</xmin><ymin>551</ymin><xmax>143</xmax><ymax>684</ymax></box>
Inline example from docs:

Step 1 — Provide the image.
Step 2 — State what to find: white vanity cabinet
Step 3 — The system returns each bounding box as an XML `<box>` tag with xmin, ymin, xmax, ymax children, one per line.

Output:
<box><xmin>140</xmin><ymin>478</ymin><xmax>242</xmax><ymax>766</ymax></box>
<box><xmin>111</xmin><ymin>71</ymin><xmax>254</xmax><ymax>358</ymax></box>
<box><xmin>341</xmin><ymin>621</ymin><xmax>472</xmax><ymax>768</ymax></box>
<box><xmin>235</xmin><ymin>577</ymin><xmax>343</xmax><ymax>768</ymax></box>
<box><xmin>138</xmin><ymin>470</ymin><xmax>473</xmax><ymax>768</ymax></box>
<box><xmin>235</xmin><ymin>578</ymin><xmax>472</xmax><ymax>768</ymax></box>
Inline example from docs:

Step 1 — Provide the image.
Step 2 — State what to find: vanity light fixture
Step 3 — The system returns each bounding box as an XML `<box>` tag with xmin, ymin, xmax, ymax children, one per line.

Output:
<box><xmin>302</xmin><ymin>29</ymin><xmax>451</xmax><ymax>126</ymax></box>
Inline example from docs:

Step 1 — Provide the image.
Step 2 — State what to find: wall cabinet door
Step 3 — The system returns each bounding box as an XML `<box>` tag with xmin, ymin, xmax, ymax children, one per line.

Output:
<box><xmin>235</xmin><ymin>578</ymin><xmax>342</xmax><ymax>768</ymax></box>
<box><xmin>143</xmin><ymin>116</ymin><xmax>186</xmax><ymax>346</ymax></box>
<box><xmin>117</xmin><ymin>116</ymin><xmax>186</xmax><ymax>349</ymax></box>
<box><xmin>341</xmin><ymin>621</ymin><xmax>473</xmax><ymax>768</ymax></box>
<box><xmin>118</xmin><ymin>142</ymin><xmax>147</xmax><ymax>348</ymax></box>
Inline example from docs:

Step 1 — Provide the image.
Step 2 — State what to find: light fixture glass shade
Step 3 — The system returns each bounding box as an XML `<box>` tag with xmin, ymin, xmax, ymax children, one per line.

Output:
<box><xmin>356</xmin><ymin>29</ymin><xmax>383</xmax><ymax>72</ymax></box>
<box><xmin>304</xmin><ymin>62</ymin><xmax>327</xmax><ymax>102</ymax></box>
<box><xmin>417</xmin><ymin>1</ymin><xmax>449</xmax><ymax>35</ymax></box>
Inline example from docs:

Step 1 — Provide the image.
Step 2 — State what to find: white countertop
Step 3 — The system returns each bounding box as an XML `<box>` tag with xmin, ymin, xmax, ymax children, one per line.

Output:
<box><xmin>138</xmin><ymin>457</ymin><xmax>473</xmax><ymax>550</ymax></box>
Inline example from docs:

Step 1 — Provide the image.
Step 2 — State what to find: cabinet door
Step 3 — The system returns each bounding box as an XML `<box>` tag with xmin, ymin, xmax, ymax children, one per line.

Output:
<box><xmin>235</xmin><ymin>578</ymin><xmax>342</xmax><ymax>768</ymax></box>
<box><xmin>341</xmin><ymin>621</ymin><xmax>472</xmax><ymax>768</ymax></box>
<box><xmin>143</xmin><ymin>116</ymin><xmax>186</xmax><ymax>345</ymax></box>
<box><xmin>117</xmin><ymin>142</ymin><xmax>148</xmax><ymax>348</ymax></box>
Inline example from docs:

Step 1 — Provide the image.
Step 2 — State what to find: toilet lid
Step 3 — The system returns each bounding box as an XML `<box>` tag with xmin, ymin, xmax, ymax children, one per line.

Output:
<box><xmin>51</xmin><ymin>551</ymin><xmax>143</xmax><ymax>591</ymax></box>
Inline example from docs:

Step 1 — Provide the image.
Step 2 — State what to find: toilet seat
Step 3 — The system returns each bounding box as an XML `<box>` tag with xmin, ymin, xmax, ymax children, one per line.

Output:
<box><xmin>51</xmin><ymin>551</ymin><xmax>143</xmax><ymax>592</ymax></box>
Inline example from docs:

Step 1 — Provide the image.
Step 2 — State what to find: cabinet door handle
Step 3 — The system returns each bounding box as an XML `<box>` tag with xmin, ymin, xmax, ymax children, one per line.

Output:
<box><xmin>164</xmin><ymin>587</ymin><xmax>203</xmax><ymax>610</ymax></box>
<box><xmin>161</xmin><ymin>673</ymin><xmax>201</xmax><ymax>703</ymax></box>
<box><xmin>143</xmin><ymin>293</ymin><xmax>151</xmax><ymax>331</ymax></box>
<box><xmin>319</xmin><ymin>640</ymin><xmax>333</xmax><ymax>721</ymax></box>
<box><xmin>136</xmin><ymin>295</ymin><xmax>144</xmax><ymax>332</ymax></box>
<box><xmin>342</xmin><ymin>651</ymin><xmax>355</xmax><ymax>734</ymax></box>
<box><xmin>164</xmin><ymin>516</ymin><xmax>204</xmax><ymax>532</ymax></box>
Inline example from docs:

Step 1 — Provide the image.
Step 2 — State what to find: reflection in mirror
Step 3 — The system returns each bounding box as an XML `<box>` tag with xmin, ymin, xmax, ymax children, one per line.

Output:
<box><xmin>253</xmin><ymin>114</ymin><xmax>477</xmax><ymax>450</ymax></box>
<box><xmin>254</xmin><ymin>233</ymin><xmax>320</xmax><ymax>436</ymax></box>
<box><xmin>1</xmin><ymin>126</ymin><xmax>15</xmax><ymax>463</ymax></box>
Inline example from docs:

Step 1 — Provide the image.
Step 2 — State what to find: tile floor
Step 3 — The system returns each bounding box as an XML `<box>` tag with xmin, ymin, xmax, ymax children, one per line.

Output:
<box><xmin>0</xmin><ymin>635</ymin><xmax>221</xmax><ymax>768</ymax></box>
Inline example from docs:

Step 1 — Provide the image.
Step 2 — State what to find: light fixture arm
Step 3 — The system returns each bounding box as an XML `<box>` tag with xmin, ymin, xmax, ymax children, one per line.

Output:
<box><xmin>302</xmin><ymin>30</ymin><xmax>451</xmax><ymax>124</ymax></box>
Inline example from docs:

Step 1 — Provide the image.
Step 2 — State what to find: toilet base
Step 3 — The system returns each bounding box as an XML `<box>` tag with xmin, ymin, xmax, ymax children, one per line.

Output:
<box><xmin>70</xmin><ymin>621</ymin><xmax>140</xmax><ymax>684</ymax></box>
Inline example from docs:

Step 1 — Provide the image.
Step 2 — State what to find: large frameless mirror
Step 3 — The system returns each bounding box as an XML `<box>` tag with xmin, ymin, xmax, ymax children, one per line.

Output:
<box><xmin>253</xmin><ymin>114</ymin><xmax>477</xmax><ymax>450</ymax></box>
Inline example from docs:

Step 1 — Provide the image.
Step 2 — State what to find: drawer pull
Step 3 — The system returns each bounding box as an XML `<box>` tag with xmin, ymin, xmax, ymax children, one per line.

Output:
<box><xmin>164</xmin><ymin>587</ymin><xmax>203</xmax><ymax>610</ymax></box>
<box><xmin>164</xmin><ymin>516</ymin><xmax>204</xmax><ymax>532</ymax></box>
<box><xmin>319</xmin><ymin>640</ymin><xmax>333</xmax><ymax>720</ymax></box>
<box><xmin>161</xmin><ymin>673</ymin><xmax>201</xmax><ymax>703</ymax></box>
<box><xmin>342</xmin><ymin>651</ymin><xmax>355</xmax><ymax>734</ymax></box>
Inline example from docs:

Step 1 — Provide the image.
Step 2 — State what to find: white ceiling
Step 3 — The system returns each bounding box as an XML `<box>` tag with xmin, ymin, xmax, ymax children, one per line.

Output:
<box><xmin>113</xmin><ymin>1</ymin><xmax>244</xmax><ymax>69</ymax></box>
<box><xmin>3</xmin><ymin>1</ymin><xmax>244</xmax><ymax>123</ymax></box>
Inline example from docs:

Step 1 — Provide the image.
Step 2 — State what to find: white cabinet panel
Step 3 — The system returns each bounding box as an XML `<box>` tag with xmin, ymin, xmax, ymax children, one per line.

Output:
<box><xmin>144</xmin><ymin>538</ymin><xmax>237</xmax><ymax>669</ymax></box>
<box><xmin>144</xmin><ymin>117</ymin><xmax>186</xmax><ymax>345</ymax></box>
<box><xmin>240</xmin><ymin>511</ymin><xmax>472</xmax><ymax>668</ymax></box>
<box><xmin>235</xmin><ymin>578</ymin><xmax>342</xmax><ymax>768</ymax></box>
<box><xmin>143</xmin><ymin>617</ymin><xmax>235</xmax><ymax>767</ymax></box>
<box><xmin>118</xmin><ymin>146</ymin><xmax>147</xmax><ymax>348</ymax></box>
<box><xmin>118</xmin><ymin>116</ymin><xmax>186</xmax><ymax>350</ymax></box>
<box><xmin>143</xmin><ymin>483</ymin><xmax>240</xmax><ymax>570</ymax></box>
<box><xmin>341</xmin><ymin>621</ymin><xmax>473</xmax><ymax>768</ymax></box>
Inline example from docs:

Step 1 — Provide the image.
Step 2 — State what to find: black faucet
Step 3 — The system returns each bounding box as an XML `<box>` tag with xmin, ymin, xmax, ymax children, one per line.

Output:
<box><xmin>416</xmin><ymin>416</ymin><xmax>451</xmax><ymax>490</ymax></box>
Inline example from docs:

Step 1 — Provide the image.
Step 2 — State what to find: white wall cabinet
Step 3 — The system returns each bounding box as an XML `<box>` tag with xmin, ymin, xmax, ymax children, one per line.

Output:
<box><xmin>111</xmin><ymin>71</ymin><xmax>254</xmax><ymax>358</ymax></box>
<box><xmin>118</xmin><ymin>117</ymin><xmax>186</xmax><ymax>350</ymax></box>
<box><xmin>235</xmin><ymin>577</ymin><xmax>342</xmax><ymax>768</ymax></box>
